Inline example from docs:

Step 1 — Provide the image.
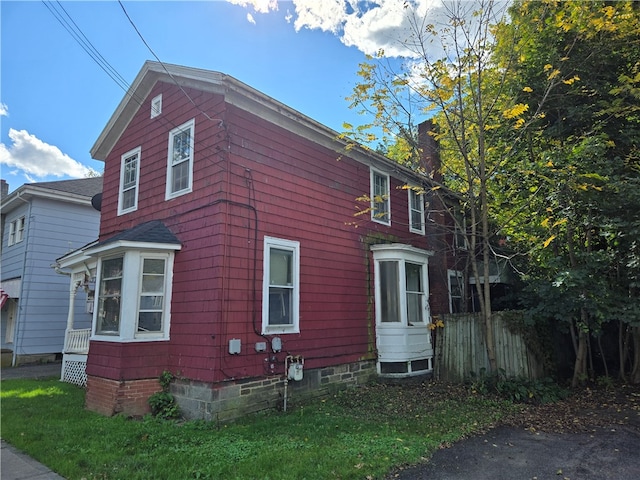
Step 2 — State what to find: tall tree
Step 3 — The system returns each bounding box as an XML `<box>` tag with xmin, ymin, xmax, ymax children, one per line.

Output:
<box><xmin>493</xmin><ymin>0</ymin><xmax>640</xmax><ymax>386</ymax></box>
<box><xmin>345</xmin><ymin>0</ymin><xmax>562</xmax><ymax>372</ymax></box>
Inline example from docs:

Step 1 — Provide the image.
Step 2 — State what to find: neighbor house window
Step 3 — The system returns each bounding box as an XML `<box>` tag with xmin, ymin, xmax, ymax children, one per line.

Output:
<box><xmin>8</xmin><ymin>216</ymin><xmax>25</xmax><ymax>246</ymax></box>
<box><xmin>151</xmin><ymin>94</ymin><xmax>162</xmax><ymax>118</ymax></box>
<box><xmin>262</xmin><ymin>236</ymin><xmax>300</xmax><ymax>334</ymax></box>
<box><xmin>371</xmin><ymin>244</ymin><xmax>432</xmax><ymax>326</ymax></box>
<box><xmin>448</xmin><ymin>270</ymin><xmax>465</xmax><ymax>313</ymax></box>
<box><xmin>94</xmin><ymin>250</ymin><xmax>176</xmax><ymax>341</ymax></box>
<box><xmin>370</xmin><ymin>169</ymin><xmax>390</xmax><ymax>225</ymax></box>
<box><xmin>118</xmin><ymin>147</ymin><xmax>140</xmax><ymax>215</ymax></box>
<box><xmin>408</xmin><ymin>187</ymin><xmax>425</xmax><ymax>234</ymax></box>
<box><xmin>166</xmin><ymin>118</ymin><xmax>195</xmax><ymax>199</ymax></box>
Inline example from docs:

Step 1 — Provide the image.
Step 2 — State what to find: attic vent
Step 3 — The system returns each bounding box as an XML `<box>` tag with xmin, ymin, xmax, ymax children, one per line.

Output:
<box><xmin>151</xmin><ymin>94</ymin><xmax>162</xmax><ymax>118</ymax></box>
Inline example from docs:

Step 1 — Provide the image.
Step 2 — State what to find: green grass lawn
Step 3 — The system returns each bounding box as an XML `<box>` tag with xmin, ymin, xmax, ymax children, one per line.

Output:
<box><xmin>1</xmin><ymin>378</ymin><xmax>516</xmax><ymax>479</ymax></box>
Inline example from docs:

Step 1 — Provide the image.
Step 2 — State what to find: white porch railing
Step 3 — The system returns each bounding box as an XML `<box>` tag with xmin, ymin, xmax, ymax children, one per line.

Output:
<box><xmin>64</xmin><ymin>328</ymin><xmax>91</xmax><ymax>354</ymax></box>
<box><xmin>62</xmin><ymin>328</ymin><xmax>90</xmax><ymax>387</ymax></box>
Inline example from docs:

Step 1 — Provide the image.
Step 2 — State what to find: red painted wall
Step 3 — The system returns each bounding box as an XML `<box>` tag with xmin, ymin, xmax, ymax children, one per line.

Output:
<box><xmin>91</xmin><ymin>80</ymin><xmax>451</xmax><ymax>385</ymax></box>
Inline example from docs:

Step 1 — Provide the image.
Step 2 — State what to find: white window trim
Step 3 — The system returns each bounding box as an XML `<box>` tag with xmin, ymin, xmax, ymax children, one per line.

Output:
<box><xmin>448</xmin><ymin>269</ymin><xmax>465</xmax><ymax>314</ymax></box>
<box><xmin>370</xmin><ymin>169</ymin><xmax>391</xmax><ymax>225</ymax></box>
<box><xmin>151</xmin><ymin>94</ymin><xmax>162</xmax><ymax>118</ymax></box>
<box><xmin>8</xmin><ymin>216</ymin><xmax>25</xmax><ymax>246</ymax></box>
<box><xmin>262</xmin><ymin>236</ymin><xmax>300</xmax><ymax>335</ymax></box>
<box><xmin>92</xmin><ymin>249</ymin><xmax>176</xmax><ymax>343</ymax></box>
<box><xmin>165</xmin><ymin>118</ymin><xmax>195</xmax><ymax>200</ymax></box>
<box><xmin>371</xmin><ymin>243</ymin><xmax>433</xmax><ymax>326</ymax></box>
<box><xmin>408</xmin><ymin>187</ymin><xmax>425</xmax><ymax>235</ymax></box>
<box><xmin>117</xmin><ymin>146</ymin><xmax>141</xmax><ymax>215</ymax></box>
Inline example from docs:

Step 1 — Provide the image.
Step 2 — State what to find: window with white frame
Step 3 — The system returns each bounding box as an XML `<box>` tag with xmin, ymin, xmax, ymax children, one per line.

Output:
<box><xmin>262</xmin><ymin>236</ymin><xmax>300</xmax><ymax>334</ymax></box>
<box><xmin>166</xmin><ymin>119</ymin><xmax>195</xmax><ymax>199</ymax></box>
<box><xmin>94</xmin><ymin>251</ymin><xmax>175</xmax><ymax>341</ymax></box>
<box><xmin>370</xmin><ymin>169</ymin><xmax>390</xmax><ymax>225</ymax></box>
<box><xmin>408</xmin><ymin>187</ymin><xmax>425</xmax><ymax>234</ymax></box>
<box><xmin>118</xmin><ymin>147</ymin><xmax>140</xmax><ymax>215</ymax></box>
<box><xmin>8</xmin><ymin>216</ymin><xmax>25</xmax><ymax>246</ymax></box>
<box><xmin>151</xmin><ymin>94</ymin><xmax>162</xmax><ymax>118</ymax></box>
<box><xmin>448</xmin><ymin>270</ymin><xmax>465</xmax><ymax>313</ymax></box>
<box><xmin>372</xmin><ymin>244</ymin><xmax>432</xmax><ymax>326</ymax></box>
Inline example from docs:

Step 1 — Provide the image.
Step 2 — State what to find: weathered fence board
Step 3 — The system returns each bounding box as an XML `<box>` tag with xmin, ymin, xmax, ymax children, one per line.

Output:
<box><xmin>434</xmin><ymin>311</ymin><xmax>544</xmax><ymax>382</ymax></box>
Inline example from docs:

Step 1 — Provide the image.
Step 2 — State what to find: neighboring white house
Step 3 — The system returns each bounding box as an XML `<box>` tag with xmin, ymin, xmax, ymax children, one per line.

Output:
<box><xmin>1</xmin><ymin>177</ymin><xmax>102</xmax><ymax>367</ymax></box>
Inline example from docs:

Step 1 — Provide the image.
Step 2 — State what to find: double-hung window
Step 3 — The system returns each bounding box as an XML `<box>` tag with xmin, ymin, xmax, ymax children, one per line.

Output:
<box><xmin>96</xmin><ymin>257</ymin><xmax>123</xmax><ymax>335</ymax></box>
<box><xmin>118</xmin><ymin>147</ymin><xmax>140</xmax><ymax>215</ymax></box>
<box><xmin>448</xmin><ymin>270</ymin><xmax>465</xmax><ymax>313</ymax></box>
<box><xmin>371</xmin><ymin>244</ymin><xmax>432</xmax><ymax>326</ymax></box>
<box><xmin>408</xmin><ymin>187</ymin><xmax>425</xmax><ymax>234</ymax></box>
<box><xmin>262</xmin><ymin>236</ymin><xmax>300</xmax><ymax>334</ymax></box>
<box><xmin>8</xmin><ymin>216</ymin><xmax>25</xmax><ymax>246</ymax></box>
<box><xmin>370</xmin><ymin>169</ymin><xmax>390</xmax><ymax>225</ymax></box>
<box><xmin>166</xmin><ymin>119</ymin><xmax>195</xmax><ymax>199</ymax></box>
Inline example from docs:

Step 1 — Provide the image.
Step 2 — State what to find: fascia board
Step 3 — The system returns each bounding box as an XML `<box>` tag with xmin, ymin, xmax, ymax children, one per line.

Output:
<box><xmin>84</xmin><ymin>239</ymin><xmax>182</xmax><ymax>257</ymax></box>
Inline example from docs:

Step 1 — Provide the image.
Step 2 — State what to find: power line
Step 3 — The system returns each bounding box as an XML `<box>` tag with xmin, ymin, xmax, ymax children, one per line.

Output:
<box><xmin>117</xmin><ymin>0</ymin><xmax>222</xmax><ymax>125</ymax></box>
<box><xmin>41</xmin><ymin>1</ymin><xmax>130</xmax><ymax>94</ymax></box>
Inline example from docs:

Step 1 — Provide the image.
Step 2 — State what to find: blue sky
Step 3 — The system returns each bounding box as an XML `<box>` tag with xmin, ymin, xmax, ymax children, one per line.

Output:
<box><xmin>0</xmin><ymin>0</ymin><xmax>459</xmax><ymax>193</ymax></box>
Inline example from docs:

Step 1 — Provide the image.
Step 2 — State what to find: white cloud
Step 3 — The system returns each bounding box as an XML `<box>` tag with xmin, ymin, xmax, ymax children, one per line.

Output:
<box><xmin>0</xmin><ymin>103</ymin><xmax>8</xmax><ymax>116</ymax></box>
<box><xmin>229</xmin><ymin>0</ymin><xmax>509</xmax><ymax>58</ymax></box>
<box><xmin>227</xmin><ymin>0</ymin><xmax>278</xmax><ymax>16</ymax></box>
<box><xmin>0</xmin><ymin>128</ymin><xmax>98</xmax><ymax>180</ymax></box>
<box><xmin>247</xmin><ymin>12</ymin><xmax>257</xmax><ymax>24</ymax></box>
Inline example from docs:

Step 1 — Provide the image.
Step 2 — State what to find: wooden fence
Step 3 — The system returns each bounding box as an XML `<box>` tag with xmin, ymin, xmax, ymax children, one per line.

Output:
<box><xmin>434</xmin><ymin>311</ymin><xmax>544</xmax><ymax>382</ymax></box>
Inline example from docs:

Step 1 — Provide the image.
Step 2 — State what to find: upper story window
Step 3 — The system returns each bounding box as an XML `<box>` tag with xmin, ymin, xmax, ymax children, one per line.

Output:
<box><xmin>448</xmin><ymin>270</ymin><xmax>465</xmax><ymax>313</ymax></box>
<box><xmin>262</xmin><ymin>236</ymin><xmax>300</xmax><ymax>335</ymax></box>
<box><xmin>94</xmin><ymin>251</ymin><xmax>175</xmax><ymax>341</ymax></box>
<box><xmin>166</xmin><ymin>119</ymin><xmax>195</xmax><ymax>200</ymax></box>
<box><xmin>408</xmin><ymin>187</ymin><xmax>425</xmax><ymax>235</ymax></box>
<box><xmin>8</xmin><ymin>216</ymin><xmax>25</xmax><ymax>246</ymax></box>
<box><xmin>151</xmin><ymin>94</ymin><xmax>162</xmax><ymax>118</ymax></box>
<box><xmin>118</xmin><ymin>147</ymin><xmax>140</xmax><ymax>215</ymax></box>
<box><xmin>370</xmin><ymin>169</ymin><xmax>390</xmax><ymax>225</ymax></box>
<box><xmin>371</xmin><ymin>244</ymin><xmax>433</xmax><ymax>326</ymax></box>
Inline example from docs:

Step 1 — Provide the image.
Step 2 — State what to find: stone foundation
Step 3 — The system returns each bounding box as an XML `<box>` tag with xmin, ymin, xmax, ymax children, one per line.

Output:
<box><xmin>85</xmin><ymin>376</ymin><xmax>161</xmax><ymax>417</ymax></box>
<box><xmin>172</xmin><ymin>360</ymin><xmax>376</xmax><ymax>422</ymax></box>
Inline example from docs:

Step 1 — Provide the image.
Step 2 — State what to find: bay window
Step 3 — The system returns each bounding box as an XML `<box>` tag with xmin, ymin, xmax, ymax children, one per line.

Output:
<box><xmin>93</xmin><ymin>250</ymin><xmax>175</xmax><ymax>341</ymax></box>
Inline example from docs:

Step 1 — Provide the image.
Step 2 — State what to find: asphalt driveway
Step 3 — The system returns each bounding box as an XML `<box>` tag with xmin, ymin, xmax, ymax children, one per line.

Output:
<box><xmin>389</xmin><ymin>424</ymin><xmax>640</xmax><ymax>480</ymax></box>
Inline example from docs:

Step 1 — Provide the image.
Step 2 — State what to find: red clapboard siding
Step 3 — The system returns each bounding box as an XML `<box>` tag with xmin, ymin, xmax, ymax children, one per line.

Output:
<box><xmin>94</xmin><ymin>76</ymin><xmax>446</xmax><ymax>385</ymax></box>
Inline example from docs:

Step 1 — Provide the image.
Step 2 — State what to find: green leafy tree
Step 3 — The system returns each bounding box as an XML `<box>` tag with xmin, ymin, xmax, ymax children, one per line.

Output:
<box><xmin>494</xmin><ymin>0</ymin><xmax>640</xmax><ymax>386</ymax></box>
<box><xmin>345</xmin><ymin>0</ymin><xmax>562</xmax><ymax>372</ymax></box>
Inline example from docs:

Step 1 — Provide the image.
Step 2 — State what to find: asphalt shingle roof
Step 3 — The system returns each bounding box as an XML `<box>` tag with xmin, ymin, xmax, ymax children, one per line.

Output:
<box><xmin>34</xmin><ymin>177</ymin><xmax>103</xmax><ymax>197</ymax></box>
<box><xmin>98</xmin><ymin>220</ymin><xmax>181</xmax><ymax>247</ymax></box>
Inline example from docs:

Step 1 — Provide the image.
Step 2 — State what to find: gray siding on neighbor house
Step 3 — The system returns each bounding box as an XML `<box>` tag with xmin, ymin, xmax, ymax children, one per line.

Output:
<box><xmin>2</xmin><ymin>197</ymin><xmax>99</xmax><ymax>356</ymax></box>
<box><xmin>1</xmin><ymin>202</ymin><xmax>29</xmax><ymax>280</ymax></box>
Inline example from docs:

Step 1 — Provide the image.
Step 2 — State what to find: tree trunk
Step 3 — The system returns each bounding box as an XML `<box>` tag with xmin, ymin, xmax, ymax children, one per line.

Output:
<box><xmin>630</xmin><ymin>326</ymin><xmax>640</xmax><ymax>384</ymax></box>
<box><xmin>571</xmin><ymin>327</ymin><xmax>588</xmax><ymax>388</ymax></box>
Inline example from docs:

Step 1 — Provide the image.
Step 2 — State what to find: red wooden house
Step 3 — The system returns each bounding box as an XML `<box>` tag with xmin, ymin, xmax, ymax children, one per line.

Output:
<box><xmin>57</xmin><ymin>61</ymin><xmax>464</xmax><ymax>421</ymax></box>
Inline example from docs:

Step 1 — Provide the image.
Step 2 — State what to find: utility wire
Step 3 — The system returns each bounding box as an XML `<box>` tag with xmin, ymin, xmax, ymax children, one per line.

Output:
<box><xmin>117</xmin><ymin>0</ymin><xmax>222</xmax><ymax>125</ymax></box>
<box><xmin>42</xmin><ymin>1</ymin><xmax>130</xmax><ymax>94</ymax></box>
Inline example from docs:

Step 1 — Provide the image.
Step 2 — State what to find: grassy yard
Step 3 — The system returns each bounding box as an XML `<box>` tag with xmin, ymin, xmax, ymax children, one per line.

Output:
<box><xmin>0</xmin><ymin>378</ymin><xmax>516</xmax><ymax>479</ymax></box>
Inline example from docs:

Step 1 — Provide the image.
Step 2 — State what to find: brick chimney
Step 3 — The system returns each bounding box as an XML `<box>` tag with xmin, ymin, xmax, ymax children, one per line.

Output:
<box><xmin>0</xmin><ymin>179</ymin><xmax>8</xmax><ymax>200</ymax></box>
<box><xmin>418</xmin><ymin>120</ymin><xmax>442</xmax><ymax>183</ymax></box>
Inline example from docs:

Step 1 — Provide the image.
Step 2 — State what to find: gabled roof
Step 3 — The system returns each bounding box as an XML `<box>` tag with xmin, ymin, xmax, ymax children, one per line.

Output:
<box><xmin>1</xmin><ymin>177</ymin><xmax>103</xmax><ymax>214</ymax></box>
<box><xmin>91</xmin><ymin>61</ymin><xmax>423</xmax><ymax>185</ymax></box>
